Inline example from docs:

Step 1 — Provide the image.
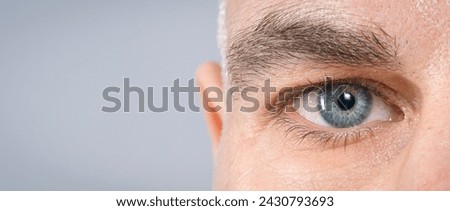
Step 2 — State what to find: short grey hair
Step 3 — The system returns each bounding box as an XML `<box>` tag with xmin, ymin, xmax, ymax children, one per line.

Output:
<box><xmin>218</xmin><ymin>0</ymin><xmax>228</xmax><ymax>80</ymax></box>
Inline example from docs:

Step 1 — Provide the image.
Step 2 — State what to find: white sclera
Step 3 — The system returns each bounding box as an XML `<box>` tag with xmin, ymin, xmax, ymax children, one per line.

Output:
<box><xmin>294</xmin><ymin>91</ymin><xmax>394</xmax><ymax>128</ymax></box>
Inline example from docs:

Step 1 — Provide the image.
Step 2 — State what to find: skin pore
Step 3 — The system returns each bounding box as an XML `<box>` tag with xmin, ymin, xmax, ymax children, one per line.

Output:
<box><xmin>196</xmin><ymin>0</ymin><xmax>450</xmax><ymax>190</ymax></box>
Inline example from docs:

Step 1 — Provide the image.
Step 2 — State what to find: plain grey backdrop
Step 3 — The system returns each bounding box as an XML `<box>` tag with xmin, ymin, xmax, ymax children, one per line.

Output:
<box><xmin>0</xmin><ymin>0</ymin><xmax>219</xmax><ymax>190</ymax></box>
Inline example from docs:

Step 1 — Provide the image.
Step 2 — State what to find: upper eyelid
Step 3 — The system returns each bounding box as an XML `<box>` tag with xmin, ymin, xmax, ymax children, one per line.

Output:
<box><xmin>267</xmin><ymin>65</ymin><xmax>420</xmax><ymax>113</ymax></box>
<box><xmin>268</xmin><ymin>78</ymin><xmax>390</xmax><ymax>112</ymax></box>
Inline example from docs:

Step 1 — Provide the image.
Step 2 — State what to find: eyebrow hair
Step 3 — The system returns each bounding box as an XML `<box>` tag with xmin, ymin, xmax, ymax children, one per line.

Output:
<box><xmin>226</xmin><ymin>8</ymin><xmax>400</xmax><ymax>86</ymax></box>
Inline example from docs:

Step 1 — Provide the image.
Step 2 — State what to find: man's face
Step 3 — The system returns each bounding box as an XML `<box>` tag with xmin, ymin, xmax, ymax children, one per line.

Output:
<box><xmin>199</xmin><ymin>0</ymin><xmax>450</xmax><ymax>190</ymax></box>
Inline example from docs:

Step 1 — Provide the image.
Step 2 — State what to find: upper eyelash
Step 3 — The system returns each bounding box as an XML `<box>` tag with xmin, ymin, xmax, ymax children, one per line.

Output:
<box><xmin>268</xmin><ymin>77</ymin><xmax>386</xmax><ymax>113</ymax></box>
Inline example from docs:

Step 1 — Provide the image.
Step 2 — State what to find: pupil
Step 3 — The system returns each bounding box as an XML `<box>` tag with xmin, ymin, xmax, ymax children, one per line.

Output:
<box><xmin>337</xmin><ymin>92</ymin><xmax>356</xmax><ymax>111</ymax></box>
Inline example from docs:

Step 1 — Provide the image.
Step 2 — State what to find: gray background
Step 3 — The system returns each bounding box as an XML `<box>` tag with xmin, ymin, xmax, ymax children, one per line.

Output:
<box><xmin>0</xmin><ymin>0</ymin><xmax>219</xmax><ymax>190</ymax></box>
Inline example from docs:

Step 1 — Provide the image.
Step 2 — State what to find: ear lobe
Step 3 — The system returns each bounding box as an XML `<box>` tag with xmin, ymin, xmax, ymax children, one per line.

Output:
<box><xmin>196</xmin><ymin>61</ymin><xmax>224</xmax><ymax>155</ymax></box>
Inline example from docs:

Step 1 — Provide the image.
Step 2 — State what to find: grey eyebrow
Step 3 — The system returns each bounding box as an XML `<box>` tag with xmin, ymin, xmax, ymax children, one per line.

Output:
<box><xmin>226</xmin><ymin>8</ymin><xmax>400</xmax><ymax>86</ymax></box>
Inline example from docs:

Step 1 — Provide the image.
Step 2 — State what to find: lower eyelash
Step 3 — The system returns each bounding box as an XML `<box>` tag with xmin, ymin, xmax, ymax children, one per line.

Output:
<box><xmin>268</xmin><ymin>109</ymin><xmax>375</xmax><ymax>149</ymax></box>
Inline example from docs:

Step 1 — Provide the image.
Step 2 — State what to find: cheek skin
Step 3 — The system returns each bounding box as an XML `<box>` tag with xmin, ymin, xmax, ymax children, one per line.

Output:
<box><xmin>214</xmin><ymin>110</ymin><xmax>416</xmax><ymax>190</ymax></box>
<box><xmin>213</xmin><ymin>110</ymin><xmax>272</xmax><ymax>190</ymax></box>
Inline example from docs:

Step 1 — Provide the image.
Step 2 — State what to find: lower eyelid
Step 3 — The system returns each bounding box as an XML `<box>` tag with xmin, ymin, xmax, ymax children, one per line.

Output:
<box><xmin>275</xmin><ymin>93</ymin><xmax>403</xmax><ymax>150</ymax></box>
<box><xmin>272</xmin><ymin>116</ymin><xmax>377</xmax><ymax>150</ymax></box>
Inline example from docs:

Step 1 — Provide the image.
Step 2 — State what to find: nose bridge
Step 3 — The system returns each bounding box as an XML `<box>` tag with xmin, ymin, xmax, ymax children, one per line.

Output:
<box><xmin>400</xmin><ymin>73</ymin><xmax>450</xmax><ymax>189</ymax></box>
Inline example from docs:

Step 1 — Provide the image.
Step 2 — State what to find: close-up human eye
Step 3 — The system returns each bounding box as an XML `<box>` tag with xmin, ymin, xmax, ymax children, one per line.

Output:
<box><xmin>292</xmin><ymin>78</ymin><xmax>404</xmax><ymax>129</ymax></box>
<box><xmin>268</xmin><ymin>77</ymin><xmax>409</xmax><ymax>148</ymax></box>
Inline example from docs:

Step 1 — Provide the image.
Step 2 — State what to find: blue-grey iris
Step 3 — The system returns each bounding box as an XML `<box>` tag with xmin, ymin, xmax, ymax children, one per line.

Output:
<box><xmin>318</xmin><ymin>84</ymin><xmax>372</xmax><ymax>128</ymax></box>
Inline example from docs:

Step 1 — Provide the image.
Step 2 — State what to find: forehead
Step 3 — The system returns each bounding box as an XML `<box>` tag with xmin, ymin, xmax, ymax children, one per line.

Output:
<box><xmin>226</xmin><ymin>0</ymin><xmax>446</xmax><ymax>28</ymax></box>
<box><xmin>224</xmin><ymin>0</ymin><xmax>449</xmax><ymax>71</ymax></box>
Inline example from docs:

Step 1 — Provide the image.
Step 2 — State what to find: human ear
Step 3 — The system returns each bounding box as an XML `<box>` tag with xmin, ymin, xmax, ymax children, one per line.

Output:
<box><xmin>196</xmin><ymin>61</ymin><xmax>224</xmax><ymax>156</ymax></box>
